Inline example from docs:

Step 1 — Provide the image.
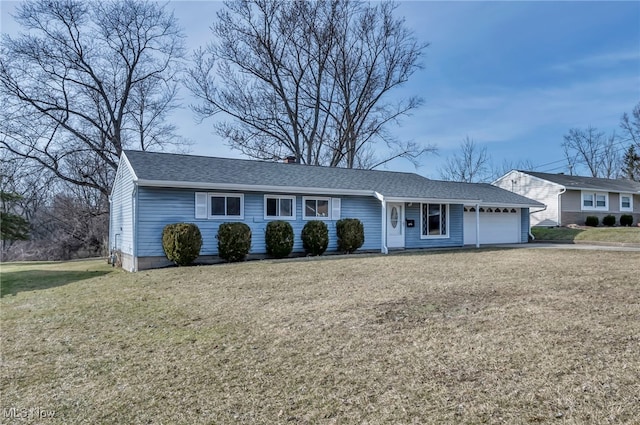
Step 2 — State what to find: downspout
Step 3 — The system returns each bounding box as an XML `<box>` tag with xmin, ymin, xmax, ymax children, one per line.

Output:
<box><xmin>132</xmin><ymin>186</ymin><xmax>138</xmax><ymax>272</ymax></box>
<box><xmin>557</xmin><ymin>186</ymin><xmax>566</xmax><ymax>226</ymax></box>
<box><xmin>373</xmin><ymin>192</ymin><xmax>388</xmax><ymax>254</ymax></box>
<box><xmin>527</xmin><ymin>205</ymin><xmax>547</xmax><ymax>241</ymax></box>
<box><xmin>475</xmin><ymin>203</ymin><xmax>480</xmax><ymax>248</ymax></box>
<box><xmin>108</xmin><ymin>195</ymin><xmax>113</xmax><ymax>264</ymax></box>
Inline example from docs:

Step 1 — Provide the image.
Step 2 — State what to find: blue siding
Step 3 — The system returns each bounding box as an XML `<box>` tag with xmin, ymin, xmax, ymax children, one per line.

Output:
<box><xmin>109</xmin><ymin>162</ymin><xmax>135</xmax><ymax>255</ymax></box>
<box><xmin>136</xmin><ymin>188</ymin><xmax>383</xmax><ymax>257</ymax></box>
<box><xmin>520</xmin><ymin>208</ymin><xmax>530</xmax><ymax>242</ymax></box>
<box><xmin>404</xmin><ymin>203</ymin><xmax>464</xmax><ymax>249</ymax></box>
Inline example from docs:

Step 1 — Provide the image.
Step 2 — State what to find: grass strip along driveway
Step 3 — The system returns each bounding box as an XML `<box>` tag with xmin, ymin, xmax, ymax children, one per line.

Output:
<box><xmin>531</xmin><ymin>226</ymin><xmax>640</xmax><ymax>244</ymax></box>
<box><xmin>1</xmin><ymin>249</ymin><xmax>639</xmax><ymax>424</ymax></box>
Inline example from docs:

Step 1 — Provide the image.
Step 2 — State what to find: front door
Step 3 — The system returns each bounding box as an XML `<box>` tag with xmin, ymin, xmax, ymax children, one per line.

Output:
<box><xmin>386</xmin><ymin>203</ymin><xmax>405</xmax><ymax>248</ymax></box>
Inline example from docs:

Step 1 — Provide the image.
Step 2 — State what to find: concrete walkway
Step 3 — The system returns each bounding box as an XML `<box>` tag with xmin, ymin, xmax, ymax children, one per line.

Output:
<box><xmin>500</xmin><ymin>242</ymin><xmax>640</xmax><ymax>252</ymax></box>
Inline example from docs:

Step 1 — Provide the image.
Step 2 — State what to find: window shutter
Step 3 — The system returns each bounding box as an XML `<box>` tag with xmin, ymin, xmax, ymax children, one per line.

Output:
<box><xmin>195</xmin><ymin>192</ymin><xmax>207</xmax><ymax>219</ymax></box>
<box><xmin>331</xmin><ymin>198</ymin><xmax>341</xmax><ymax>220</ymax></box>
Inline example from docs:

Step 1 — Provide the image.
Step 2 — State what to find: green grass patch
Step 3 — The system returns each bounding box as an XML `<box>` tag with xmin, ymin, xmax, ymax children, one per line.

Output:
<box><xmin>532</xmin><ymin>226</ymin><xmax>640</xmax><ymax>243</ymax></box>
<box><xmin>0</xmin><ymin>260</ymin><xmax>113</xmax><ymax>297</ymax></box>
<box><xmin>1</xmin><ymin>251</ymin><xmax>639</xmax><ymax>423</ymax></box>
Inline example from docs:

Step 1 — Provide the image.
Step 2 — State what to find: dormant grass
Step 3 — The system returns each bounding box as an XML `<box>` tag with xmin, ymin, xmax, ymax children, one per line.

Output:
<box><xmin>1</xmin><ymin>248</ymin><xmax>638</xmax><ymax>423</ymax></box>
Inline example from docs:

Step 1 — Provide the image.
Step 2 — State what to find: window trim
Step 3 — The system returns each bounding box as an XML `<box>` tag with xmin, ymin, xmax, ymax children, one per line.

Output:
<box><xmin>420</xmin><ymin>203</ymin><xmax>450</xmax><ymax>239</ymax></box>
<box><xmin>264</xmin><ymin>195</ymin><xmax>296</xmax><ymax>220</ymax></box>
<box><xmin>620</xmin><ymin>193</ymin><xmax>633</xmax><ymax>212</ymax></box>
<box><xmin>208</xmin><ymin>193</ymin><xmax>244</xmax><ymax>219</ymax></box>
<box><xmin>581</xmin><ymin>191</ymin><xmax>608</xmax><ymax>211</ymax></box>
<box><xmin>302</xmin><ymin>196</ymin><xmax>332</xmax><ymax>220</ymax></box>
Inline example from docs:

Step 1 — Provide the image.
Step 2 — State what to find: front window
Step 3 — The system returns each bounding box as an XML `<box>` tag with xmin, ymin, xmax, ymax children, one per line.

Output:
<box><xmin>582</xmin><ymin>191</ymin><xmax>607</xmax><ymax>210</ymax></box>
<box><xmin>210</xmin><ymin>194</ymin><xmax>243</xmax><ymax>218</ymax></box>
<box><xmin>265</xmin><ymin>195</ymin><xmax>295</xmax><ymax>219</ymax></box>
<box><xmin>303</xmin><ymin>197</ymin><xmax>330</xmax><ymax>219</ymax></box>
<box><xmin>620</xmin><ymin>194</ymin><xmax>633</xmax><ymax>211</ymax></box>
<box><xmin>421</xmin><ymin>204</ymin><xmax>448</xmax><ymax>238</ymax></box>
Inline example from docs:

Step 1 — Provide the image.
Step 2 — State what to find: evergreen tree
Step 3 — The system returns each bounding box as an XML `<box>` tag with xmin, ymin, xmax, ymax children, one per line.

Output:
<box><xmin>621</xmin><ymin>145</ymin><xmax>640</xmax><ymax>181</ymax></box>
<box><xmin>1</xmin><ymin>192</ymin><xmax>30</xmax><ymax>241</ymax></box>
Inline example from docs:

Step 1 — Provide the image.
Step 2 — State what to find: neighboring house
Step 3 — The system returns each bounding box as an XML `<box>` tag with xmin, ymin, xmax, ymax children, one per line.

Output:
<box><xmin>110</xmin><ymin>151</ymin><xmax>543</xmax><ymax>271</ymax></box>
<box><xmin>494</xmin><ymin>170</ymin><xmax>640</xmax><ymax>227</ymax></box>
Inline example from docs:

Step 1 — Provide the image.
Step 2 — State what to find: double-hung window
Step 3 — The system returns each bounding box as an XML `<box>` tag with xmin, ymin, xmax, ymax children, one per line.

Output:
<box><xmin>265</xmin><ymin>195</ymin><xmax>295</xmax><ymax>219</ymax></box>
<box><xmin>620</xmin><ymin>194</ymin><xmax>633</xmax><ymax>212</ymax></box>
<box><xmin>582</xmin><ymin>191</ymin><xmax>608</xmax><ymax>211</ymax></box>
<box><xmin>421</xmin><ymin>204</ymin><xmax>448</xmax><ymax>238</ymax></box>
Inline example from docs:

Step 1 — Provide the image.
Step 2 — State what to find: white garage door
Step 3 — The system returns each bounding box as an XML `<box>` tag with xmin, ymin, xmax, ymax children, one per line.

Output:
<box><xmin>464</xmin><ymin>207</ymin><xmax>521</xmax><ymax>245</ymax></box>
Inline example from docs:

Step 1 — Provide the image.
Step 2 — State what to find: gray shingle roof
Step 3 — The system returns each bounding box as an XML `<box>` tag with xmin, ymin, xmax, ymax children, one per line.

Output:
<box><xmin>522</xmin><ymin>170</ymin><xmax>640</xmax><ymax>193</ymax></box>
<box><xmin>123</xmin><ymin>150</ymin><xmax>543</xmax><ymax>206</ymax></box>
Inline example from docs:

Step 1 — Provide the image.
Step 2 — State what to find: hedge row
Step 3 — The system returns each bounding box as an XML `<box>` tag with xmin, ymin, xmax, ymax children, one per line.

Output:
<box><xmin>585</xmin><ymin>214</ymin><xmax>634</xmax><ymax>227</ymax></box>
<box><xmin>161</xmin><ymin>218</ymin><xmax>365</xmax><ymax>265</ymax></box>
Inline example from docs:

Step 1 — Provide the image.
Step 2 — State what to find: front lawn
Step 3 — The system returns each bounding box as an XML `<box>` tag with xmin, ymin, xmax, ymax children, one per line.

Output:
<box><xmin>1</xmin><ymin>249</ymin><xmax>639</xmax><ymax>423</ymax></box>
<box><xmin>532</xmin><ymin>226</ymin><xmax>640</xmax><ymax>244</ymax></box>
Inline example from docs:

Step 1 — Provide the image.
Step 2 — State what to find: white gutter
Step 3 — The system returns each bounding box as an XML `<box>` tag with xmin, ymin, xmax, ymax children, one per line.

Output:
<box><xmin>556</xmin><ymin>186</ymin><xmax>566</xmax><ymax>226</ymax></box>
<box><xmin>373</xmin><ymin>192</ymin><xmax>388</xmax><ymax>254</ymax></box>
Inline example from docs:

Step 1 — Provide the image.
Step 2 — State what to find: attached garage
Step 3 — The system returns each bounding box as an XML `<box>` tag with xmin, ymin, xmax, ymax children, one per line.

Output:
<box><xmin>464</xmin><ymin>206</ymin><xmax>522</xmax><ymax>245</ymax></box>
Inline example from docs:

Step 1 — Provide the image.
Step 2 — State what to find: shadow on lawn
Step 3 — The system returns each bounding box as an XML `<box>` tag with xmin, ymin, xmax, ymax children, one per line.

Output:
<box><xmin>0</xmin><ymin>269</ymin><xmax>112</xmax><ymax>298</ymax></box>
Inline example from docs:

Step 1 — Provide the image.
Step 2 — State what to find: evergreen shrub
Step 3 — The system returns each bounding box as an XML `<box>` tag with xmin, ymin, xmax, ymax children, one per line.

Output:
<box><xmin>585</xmin><ymin>216</ymin><xmax>599</xmax><ymax>227</ymax></box>
<box><xmin>301</xmin><ymin>220</ymin><xmax>328</xmax><ymax>256</ymax></box>
<box><xmin>265</xmin><ymin>221</ymin><xmax>294</xmax><ymax>258</ymax></box>
<box><xmin>162</xmin><ymin>223</ymin><xmax>202</xmax><ymax>266</ymax></box>
<box><xmin>602</xmin><ymin>215</ymin><xmax>616</xmax><ymax>227</ymax></box>
<box><xmin>336</xmin><ymin>218</ymin><xmax>365</xmax><ymax>253</ymax></box>
<box><xmin>217</xmin><ymin>222</ymin><xmax>252</xmax><ymax>262</ymax></box>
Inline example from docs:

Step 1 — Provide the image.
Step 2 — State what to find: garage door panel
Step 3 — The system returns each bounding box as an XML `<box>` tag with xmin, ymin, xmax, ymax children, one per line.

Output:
<box><xmin>464</xmin><ymin>209</ymin><xmax>520</xmax><ymax>245</ymax></box>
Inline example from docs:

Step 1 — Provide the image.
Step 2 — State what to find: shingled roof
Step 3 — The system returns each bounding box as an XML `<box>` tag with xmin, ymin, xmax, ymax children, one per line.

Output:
<box><xmin>522</xmin><ymin>170</ymin><xmax>640</xmax><ymax>193</ymax></box>
<box><xmin>122</xmin><ymin>150</ymin><xmax>543</xmax><ymax>207</ymax></box>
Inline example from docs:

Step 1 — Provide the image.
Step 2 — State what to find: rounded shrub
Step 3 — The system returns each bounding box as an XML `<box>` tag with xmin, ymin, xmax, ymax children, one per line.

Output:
<box><xmin>301</xmin><ymin>220</ymin><xmax>329</xmax><ymax>256</ymax></box>
<box><xmin>217</xmin><ymin>222</ymin><xmax>252</xmax><ymax>262</ymax></box>
<box><xmin>602</xmin><ymin>215</ymin><xmax>616</xmax><ymax>227</ymax></box>
<box><xmin>162</xmin><ymin>223</ymin><xmax>202</xmax><ymax>266</ymax></box>
<box><xmin>620</xmin><ymin>214</ymin><xmax>633</xmax><ymax>227</ymax></box>
<box><xmin>585</xmin><ymin>216</ymin><xmax>599</xmax><ymax>227</ymax></box>
<box><xmin>265</xmin><ymin>220</ymin><xmax>294</xmax><ymax>258</ymax></box>
<box><xmin>336</xmin><ymin>218</ymin><xmax>365</xmax><ymax>253</ymax></box>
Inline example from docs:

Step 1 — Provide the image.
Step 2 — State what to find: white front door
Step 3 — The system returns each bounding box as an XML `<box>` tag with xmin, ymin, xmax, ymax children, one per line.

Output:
<box><xmin>386</xmin><ymin>203</ymin><xmax>405</xmax><ymax>248</ymax></box>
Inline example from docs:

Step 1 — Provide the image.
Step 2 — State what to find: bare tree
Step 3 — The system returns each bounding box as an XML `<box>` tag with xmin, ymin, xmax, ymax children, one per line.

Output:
<box><xmin>490</xmin><ymin>158</ymin><xmax>537</xmax><ymax>181</ymax></box>
<box><xmin>439</xmin><ymin>137</ymin><xmax>490</xmax><ymax>183</ymax></box>
<box><xmin>619</xmin><ymin>102</ymin><xmax>640</xmax><ymax>147</ymax></box>
<box><xmin>562</xmin><ymin>126</ymin><xmax>620</xmax><ymax>178</ymax></box>
<box><xmin>187</xmin><ymin>0</ymin><xmax>433</xmax><ymax>169</ymax></box>
<box><xmin>619</xmin><ymin>102</ymin><xmax>640</xmax><ymax>180</ymax></box>
<box><xmin>0</xmin><ymin>0</ymin><xmax>186</xmax><ymax>196</ymax></box>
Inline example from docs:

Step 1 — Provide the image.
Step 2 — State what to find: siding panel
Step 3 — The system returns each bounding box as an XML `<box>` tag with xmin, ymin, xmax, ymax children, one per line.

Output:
<box><xmin>520</xmin><ymin>208</ymin><xmax>530</xmax><ymax>242</ymax></box>
<box><xmin>404</xmin><ymin>203</ymin><xmax>464</xmax><ymax>249</ymax></box>
<box><xmin>136</xmin><ymin>188</ymin><xmax>383</xmax><ymax>257</ymax></box>
<box><xmin>109</xmin><ymin>162</ymin><xmax>135</xmax><ymax>257</ymax></box>
<box><xmin>494</xmin><ymin>171</ymin><xmax>561</xmax><ymax>226</ymax></box>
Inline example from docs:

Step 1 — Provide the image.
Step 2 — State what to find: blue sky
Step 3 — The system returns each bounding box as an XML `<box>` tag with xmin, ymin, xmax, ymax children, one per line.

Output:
<box><xmin>2</xmin><ymin>1</ymin><xmax>639</xmax><ymax>179</ymax></box>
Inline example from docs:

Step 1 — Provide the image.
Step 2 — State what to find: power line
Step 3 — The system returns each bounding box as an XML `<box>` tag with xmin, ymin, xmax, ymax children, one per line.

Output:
<box><xmin>532</xmin><ymin>137</ymin><xmax>633</xmax><ymax>174</ymax></box>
